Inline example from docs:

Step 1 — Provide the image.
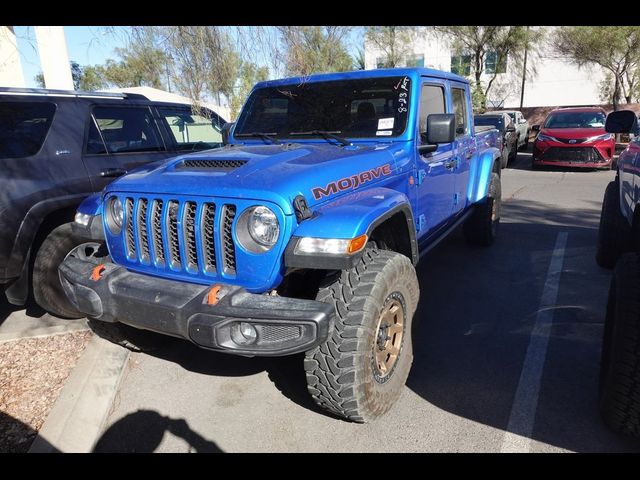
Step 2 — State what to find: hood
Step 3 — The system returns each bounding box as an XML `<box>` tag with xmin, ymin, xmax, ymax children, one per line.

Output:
<box><xmin>541</xmin><ymin>127</ymin><xmax>607</xmax><ymax>139</ymax></box>
<box><xmin>105</xmin><ymin>142</ymin><xmax>406</xmax><ymax>215</ymax></box>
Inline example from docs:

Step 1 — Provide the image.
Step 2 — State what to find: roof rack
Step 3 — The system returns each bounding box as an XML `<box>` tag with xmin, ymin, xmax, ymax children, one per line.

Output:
<box><xmin>0</xmin><ymin>86</ymin><xmax>147</xmax><ymax>100</ymax></box>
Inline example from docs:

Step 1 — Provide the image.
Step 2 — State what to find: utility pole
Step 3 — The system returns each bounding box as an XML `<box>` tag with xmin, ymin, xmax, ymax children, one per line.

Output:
<box><xmin>519</xmin><ymin>26</ymin><xmax>529</xmax><ymax>109</ymax></box>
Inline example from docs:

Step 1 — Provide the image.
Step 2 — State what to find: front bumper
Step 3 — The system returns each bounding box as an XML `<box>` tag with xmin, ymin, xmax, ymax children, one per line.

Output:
<box><xmin>533</xmin><ymin>141</ymin><xmax>614</xmax><ymax>168</ymax></box>
<box><xmin>59</xmin><ymin>256</ymin><xmax>334</xmax><ymax>356</ymax></box>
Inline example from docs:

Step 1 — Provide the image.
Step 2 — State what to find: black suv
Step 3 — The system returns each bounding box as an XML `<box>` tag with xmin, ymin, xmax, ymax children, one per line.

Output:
<box><xmin>0</xmin><ymin>87</ymin><xmax>226</xmax><ymax>317</ymax></box>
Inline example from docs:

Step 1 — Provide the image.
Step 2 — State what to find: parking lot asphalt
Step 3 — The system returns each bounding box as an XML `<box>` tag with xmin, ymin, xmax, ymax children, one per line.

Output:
<box><xmin>8</xmin><ymin>149</ymin><xmax>640</xmax><ymax>452</ymax></box>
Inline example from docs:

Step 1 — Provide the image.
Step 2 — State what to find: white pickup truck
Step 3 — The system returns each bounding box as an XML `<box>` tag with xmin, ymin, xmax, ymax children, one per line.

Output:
<box><xmin>489</xmin><ymin>109</ymin><xmax>530</xmax><ymax>150</ymax></box>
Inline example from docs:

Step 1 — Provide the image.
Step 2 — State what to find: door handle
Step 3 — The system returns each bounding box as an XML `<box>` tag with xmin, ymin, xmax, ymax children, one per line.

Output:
<box><xmin>465</xmin><ymin>150</ymin><xmax>474</xmax><ymax>159</ymax></box>
<box><xmin>100</xmin><ymin>168</ymin><xmax>127</xmax><ymax>178</ymax></box>
<box><xmin>445</xmin><ymin>159</ymin><xmax>456</xmax><ymax>170</ymax></box>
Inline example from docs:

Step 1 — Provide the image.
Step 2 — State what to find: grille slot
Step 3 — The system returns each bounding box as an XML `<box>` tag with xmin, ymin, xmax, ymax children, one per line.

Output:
<box><xmin>183</xmin><ymin>201</ymin><xmax>198</xmax><ymax>271</ymax></box>
<box><xmin>166</xmin><ymin>200</ymin><xmax>181</xmax><ymax>268</ymax></box>
<box><xmin>179</xmin><ymin>159</ymin><xmax>247</xmax><ymax>170</ymax></box>
<box><xmin>539</xmin><ymin>147</ymin><xmax>605</xmax><ymax>163</ymax></box>
<box><xmin>137</xmin><ymin>198</ymin><xmax>150</xmax><ymax>263</ymax></box>
<box><xmin>260</xmin><ymin>325</ymin><xmax>301</xmax><ymax>343</ymax></box>
<box><xmin>222</xmin><ymin>205</ymin><xmax>237</xmax><ymax>275</ymax></box>
<box><xmin>125</xmin><ymin>198</ymin><xmax>136</xmax><ymax>259</ymax></box>
<box><xmin>201</xmin><ymin>203</ymin><xmax>216</xmax><ymax>274</ymax></box>
<box><xmin>151</xmin><ymin>200</ymin><xmax>165</xmax><ymax>266</ymax></box>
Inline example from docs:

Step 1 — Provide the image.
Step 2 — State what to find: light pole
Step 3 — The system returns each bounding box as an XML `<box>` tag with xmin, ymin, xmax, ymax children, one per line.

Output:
<box><xmin>519</xmin><ymin>26</ymin><xmax>530</xmax><ymax>109</ymax></box>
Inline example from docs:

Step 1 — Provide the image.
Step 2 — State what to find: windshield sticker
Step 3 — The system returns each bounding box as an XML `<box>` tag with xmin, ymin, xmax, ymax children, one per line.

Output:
<box><xmin>311</xmin><ymin>164</ymin><xmax>392</xmax><ymax>200</ymax></box>
<box><xmin>378</xmin><ymin>118</ymin><xmax>395</xmax><ymax>130</ymax></box>
<box><xmin>394</xmin><ymin>76</ymin><xmax>410</xmax><ymax>114</ymax></box>
<box><xmin>376</xmin><ymin>130</ymin><xmax>393</xmax><ymax>136</ymax></box>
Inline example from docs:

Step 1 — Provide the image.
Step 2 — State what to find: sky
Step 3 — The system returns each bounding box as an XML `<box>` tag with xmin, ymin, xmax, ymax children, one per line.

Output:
<box><xmin>12</xmin><ymin>26</ymin><xmax>365</xmax><ymax>89</ymax></box>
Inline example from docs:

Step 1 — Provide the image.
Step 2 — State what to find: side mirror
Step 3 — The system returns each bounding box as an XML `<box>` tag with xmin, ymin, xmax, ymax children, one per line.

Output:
<box><xmin>222</xmin><ymin>122</ymin><xmax>235</xmax><ymax>145</ymax></box>
<box><xmin>506</xmin><ymin>124</ymin><xmax>516</xmax><ymax>133</ymax></box>
<box><xmin>531</xmin><ymin>124</ymin><xmax>540</xmax><ymax>132</ymax></box>
<box><xmin>605</xmin><ymin>110</ymin><xmax>637</xmax><ymax>134</ymax></box>
<box><xmin>519</xmin><ymin>118</ymin><xmax>527</xmax><ymax>124</ymax></box>
<box><xmin>419</xmin><ymin>114</ymin><xmax>456</xmax><ymax>154</ymax></box>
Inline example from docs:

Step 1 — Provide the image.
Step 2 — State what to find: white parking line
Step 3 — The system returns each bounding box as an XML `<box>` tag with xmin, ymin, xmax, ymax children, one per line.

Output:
<box><xmin>500</xmin><ymin>231</ymin><xmax>568</xmax><ymax>453</ymax></box>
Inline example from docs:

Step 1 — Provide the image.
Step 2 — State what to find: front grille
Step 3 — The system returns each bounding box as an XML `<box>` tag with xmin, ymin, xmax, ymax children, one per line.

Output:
<box><xmin>121</xmin><ymin>196</ymin><xmax>238</xmax><ymax>278</ymax></box>
<box><xmin>260</xmin><ymin>325</ymin><xmax>301</xmax><ymax>343</ymax></box>
<box><xmin>539</xmin><ymin>147</ymin><xmax>605</xmax><ymax>163</ymax></box>
<box><xmin>556</xmin><ymin>137</ymin><xmax>587</xmax><ymax>144</ymax></box>
<box><xmin>179</xmin><ymin>159</ymin><xmax>248</xmax><ymax>170</ymax></box>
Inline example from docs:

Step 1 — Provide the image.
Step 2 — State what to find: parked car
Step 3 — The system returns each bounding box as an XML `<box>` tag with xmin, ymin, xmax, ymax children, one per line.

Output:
<box><xmin>0</xmin><ymin>87</ymin><xmax>225</xmax><ymax>317</ymax></box>
<box><xmin>594</xmin><ymin>109</ymin><xmax>640</xmax><ymax>437</ymax></box>
<box><xmin>531</xmin><ymin>106</ymin><xmax>614</xmax><ymax>169</ymax></box>
<box><xmin>490</xmin><ymin>109</ymin><xmax>530</xmax><ymax>150</ymax></box>
<box><xmin>474</xmin><ymin>112</ymin><xmax>517</xmax><ymax>168</ymax></box>
<box><xmin>58</xmin><ymin>67</ymin><xmax>503</xmax><ymax>422</ymax></box>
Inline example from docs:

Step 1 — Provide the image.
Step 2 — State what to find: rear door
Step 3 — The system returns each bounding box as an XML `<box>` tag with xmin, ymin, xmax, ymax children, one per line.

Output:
<box><xmin>81</xmin><ymin>104</ymin><xmax>174</xmax><ymax>192</ymax></box>
<box><xmin>416</xmin><ymin>80</ymin><xmax>456</xmax><ymax>236</ymax></box>
<box><xmin>450</xmin><ymin>82</ymin><xmax>474</xmax><ymax>214</ymax></box>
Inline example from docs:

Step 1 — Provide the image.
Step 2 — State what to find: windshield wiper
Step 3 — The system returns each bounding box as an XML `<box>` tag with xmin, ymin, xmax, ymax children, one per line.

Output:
<box><xmin>234</xmin><ymin>132</ymin><xmax>279</xmax><ymax>144</ymax></box>
<box><xmin>289</xmin><ymin>130</ymin><xmax>351</xmax><ymax>147</ymax></box>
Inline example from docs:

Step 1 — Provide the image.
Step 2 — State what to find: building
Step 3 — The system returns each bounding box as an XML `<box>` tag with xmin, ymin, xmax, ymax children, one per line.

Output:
<box><xmin>364</xmin><ymin>27</ymin><xmax>606</xmax><ymax>109</ymax></box>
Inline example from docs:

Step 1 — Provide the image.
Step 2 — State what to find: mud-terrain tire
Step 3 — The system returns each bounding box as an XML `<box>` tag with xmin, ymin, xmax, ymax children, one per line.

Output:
<box><xmin>304</xmin><ymin>248</ymin><xmax>420</xmax><ymax>422</ymax></box>
<box><xmin>463</xmin><ymin>171</ymin><xmax>501</xmax><ymax>246</ymax></box>
<box><xmin>599</xmin><ymin>253</ymin><xmax>640</xmax><ymax>437</ymax></box>
<box><xmin>33</xmin><ymin>223</ymin><xmax>91</xmax><ymax>318</ymax></box>
<box><xmin>596</xmin><ymin>181</ymin><xmax>631</xmax><ymax>269</ymax></box>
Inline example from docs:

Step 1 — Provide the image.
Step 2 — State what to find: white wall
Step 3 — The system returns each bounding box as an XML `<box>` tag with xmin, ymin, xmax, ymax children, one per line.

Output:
<box><xmin>364</xmin><ymin>27</ymin><xmax>606</xmax><ymax>109</ymax></box>
<box><xmin>0</xmin><ymin>26</ymin><xmax>25</xmax><ymax>87</ymax></box>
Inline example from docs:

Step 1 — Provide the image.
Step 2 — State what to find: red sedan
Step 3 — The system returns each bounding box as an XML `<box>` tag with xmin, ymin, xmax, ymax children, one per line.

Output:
<box><xmin>532</xmin><ymin>107</ymin><xmax>615</xmax><ymax>169</ymax></box>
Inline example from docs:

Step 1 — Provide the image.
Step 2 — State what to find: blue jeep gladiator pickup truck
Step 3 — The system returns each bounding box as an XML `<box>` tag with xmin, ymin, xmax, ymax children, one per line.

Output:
<box><xmin>595</xmin><ymin>110</ymin><xmax>640</xmax><ymax>437</ymax></box>
<box><xmin>58</xmin><ymin>68</ymin><xmax>502</xmax><ymax>422</ymax></box>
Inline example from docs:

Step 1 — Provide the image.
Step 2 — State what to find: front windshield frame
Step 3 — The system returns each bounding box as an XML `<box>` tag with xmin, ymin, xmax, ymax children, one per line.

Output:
<box><xmin>234</xmin><ymin>76</ymin><xmax>412</xmax><ymax>141</ymax></box>
<box><xmin>543</xmin><ymin>110</ymin><xmax>606</xmax><ymax>129</ymax></box>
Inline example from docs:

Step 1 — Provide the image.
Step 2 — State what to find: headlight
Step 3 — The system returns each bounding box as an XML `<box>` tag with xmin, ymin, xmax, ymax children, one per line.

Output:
<box><xmin>105</xmin><ymin>197</ymin><xmax>124</xmax><ymax>234</ymax></box>
<box><xmin>536</xmin><ymin>133</ymin><xmax>557</xmax><ymax>142</ymax></box>
<box><xmin>236</xmin><ymin>206</ymin><xmax>280</xmax><ymax>253</ymax></box>
<box><xmin>585</xmin><ymin>133</ymin><xmax>614</xmax><ymax>142</ymax></box>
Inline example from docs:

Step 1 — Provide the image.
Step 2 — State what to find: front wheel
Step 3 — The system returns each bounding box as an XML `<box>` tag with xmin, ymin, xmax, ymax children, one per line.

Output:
<box><xmin>304</xmin><ymin>248</ymin><xmax>420</xmax><ymax>422</ymax></box>
<box><xmin>463</xmin><ymin>171</ymin><xmax>501</xmax><ymax>246</ymax></box>
<box><xmin>596</xmin><ymin>181</ymin><xmax>631</xmax><ymax>268</ymax></box>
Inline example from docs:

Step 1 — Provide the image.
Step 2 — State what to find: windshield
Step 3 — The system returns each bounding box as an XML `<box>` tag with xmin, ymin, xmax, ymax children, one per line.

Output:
<box><xmin>234</xmin><ymin>76</ymin><xmax>411</xmax><ymax>140</ymax></box>
<box><xmin>544</xmin><ymin>111</ymin><xmax>606</xmax><ymax>129</ymax></box>
<box><xmin>474</xmin><ymin>116</ymin><xmax>504</xmax><ymax>131</ymax></box>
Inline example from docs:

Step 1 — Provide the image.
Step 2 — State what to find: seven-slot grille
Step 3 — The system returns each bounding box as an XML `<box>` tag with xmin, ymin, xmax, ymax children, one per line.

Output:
<box><xmin>122</xmin><ymin>197</ymin><xmax>238</xmax><ymax>277</ymax></box>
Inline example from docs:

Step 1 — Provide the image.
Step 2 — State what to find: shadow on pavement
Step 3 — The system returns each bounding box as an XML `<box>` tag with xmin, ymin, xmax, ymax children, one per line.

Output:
<box><xmin>93</xmin><ymin>409</ymin><xmax>222</xmax><ymax>452</ymax></box>
<box><xmin>0</xmin><ymin>411</ymin><xmax>59</xmax><ymax>453</ymax></box>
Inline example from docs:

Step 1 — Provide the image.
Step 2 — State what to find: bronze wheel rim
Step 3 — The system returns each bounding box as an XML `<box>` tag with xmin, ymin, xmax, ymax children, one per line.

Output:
<box><xmin>373</xmin><ymin>294</ymin><xmax>405</xmax><ymax>381</ymax></box>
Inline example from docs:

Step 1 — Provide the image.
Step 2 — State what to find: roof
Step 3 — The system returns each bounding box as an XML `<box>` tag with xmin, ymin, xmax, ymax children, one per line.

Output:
<box><xmin>550</xmin><ymin>106</ymin><xmax>606</xmax><ymax>113</ymax></box>
<box><xmin>0</xmin><ymin>86</ymin><xmax>147</xmax><ymax>100</ymax></box>
<box><xmin>254</xmin><ymin>67</ymin><xmax>469</xmax><ymax>89</ymax></box>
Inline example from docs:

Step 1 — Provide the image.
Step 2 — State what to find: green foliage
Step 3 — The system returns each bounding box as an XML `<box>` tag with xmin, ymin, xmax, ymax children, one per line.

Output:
<box><xmin>553</xmin><ymin>26</ymin><xmax>640</xmax><ymax>109</ymax></box>
<box><xmin>34</xmin><ymin>61</ymin><xmax>108</xmax><ymax>91</ymax></box>
<box><xmin>365</xmin><ymin>26</ymin><xmax>418</xmax><ymax>68</ymax></box>
<box><xmin>353</xmin><ymin>47</ymin><xmax>366</xmax><ymax>70</ymax></box>
<box><xmin>229</xmin><ymin>62</ymin><xmax>270</xmax><ymax>120</ymax></box>
<box><xmin>277</xmin><ymin>26</ymin><xmax>353</xmax><ymax>76</ymax></box>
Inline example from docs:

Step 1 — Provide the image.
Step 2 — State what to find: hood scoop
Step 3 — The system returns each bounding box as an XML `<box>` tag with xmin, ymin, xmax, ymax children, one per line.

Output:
<box><xmin>177</xmin><ymin>159</ymin><xmax>248</xmax><ymax>171</ymax></box>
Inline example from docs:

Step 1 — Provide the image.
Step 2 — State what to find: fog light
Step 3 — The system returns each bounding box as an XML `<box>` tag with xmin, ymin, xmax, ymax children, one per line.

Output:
<box><xmin>231</xmin><ymin>321</ymin><xmax>257</xmax><ymax>345</ymax></box>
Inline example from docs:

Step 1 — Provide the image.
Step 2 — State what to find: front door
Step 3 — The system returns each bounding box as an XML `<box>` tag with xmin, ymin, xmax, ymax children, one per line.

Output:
<box><xmin>416</xmin><ymin>81</ymin><xmax>456</xmax><ymax>238</ymax></box>
<box><xmin>450</xmin><ymin>82</ymin><xmax>474</xmax><ymax>215</ymax></box>
<box><xmin>82</xmin><ymin>104</ymin><xmax>174</xmax><ymax>192</ymax></box>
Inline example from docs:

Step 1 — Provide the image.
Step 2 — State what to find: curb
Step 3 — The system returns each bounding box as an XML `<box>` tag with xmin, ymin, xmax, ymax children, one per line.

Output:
<box><xmin>28</xmin><ymin>335</ymin><xmax>130</xmax><ymax>453</ymax></box>
<box><xmin>0</xmin><ymin>321</ymin><xmax>90</xmax><ymax>343</ymax></box>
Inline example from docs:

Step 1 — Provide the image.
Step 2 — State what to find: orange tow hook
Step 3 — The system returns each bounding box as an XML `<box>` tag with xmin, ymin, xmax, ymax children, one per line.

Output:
<box><xmin>206</xmin><ymin>285</ymin><xmax>222</xmax><ymax>305</ymax></box>
<box><xmin>90</xmin><ymin>264</ymin><xmax>106</xmax><ymax>281</ymax></box>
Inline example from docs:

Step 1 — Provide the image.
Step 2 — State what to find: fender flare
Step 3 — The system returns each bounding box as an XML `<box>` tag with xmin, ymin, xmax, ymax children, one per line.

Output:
<box><xmin>467</xmin><ymin>147</ymin><xmax>501</xmax><ymax>205</ymax></box>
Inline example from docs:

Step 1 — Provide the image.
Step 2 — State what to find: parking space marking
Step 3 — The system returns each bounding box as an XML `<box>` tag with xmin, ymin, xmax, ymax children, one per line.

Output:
<box><xmin>500</xmin><ymin>231</ymin><xmax>568</xmax><ymax>453</ymax></box>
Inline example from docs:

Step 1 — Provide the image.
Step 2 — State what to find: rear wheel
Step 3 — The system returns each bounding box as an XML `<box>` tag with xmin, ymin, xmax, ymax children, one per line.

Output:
<box><xmin>599</xmin><ymin>253</ymin><xmax>640</xmax><ymax>437</ymax></box>
<box><xmin>304</xmin><ymin>248</ymin><xmax>419</xmax><ymax>422</ymax></box>
<box><xmin>464</xmin><ymin>171</ymin><xmax>501</xmax><ymax>246</ymax></box>
<box><xmin>596</xmin><ymin>181</ymin><xmax>631</xmax><ymax>268</ymax></box>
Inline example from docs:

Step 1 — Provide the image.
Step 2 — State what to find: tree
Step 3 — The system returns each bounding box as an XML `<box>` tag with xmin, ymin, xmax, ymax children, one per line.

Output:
<box><xmin>34</xmin><ymin>60</ymin><xmax>107</xmax><ymax>90</ymax></box>
<box><xmin>436</xmin><ymin>26</ymin><xmax>531</xmax><ymax>111</ymax></box>
<box><xmin>353</xmin><ymin>47</ymin><xmax>366</xmax><ymax>70</ymax></box>
<box><xmin>229</xmin><ymin>62</ymin><xmax>270</xmax><ymax>120</ymax></box>
<box><xmin>276</xmin><ymin>26</ymin><xmax>353</xmax><ymax>76</ymax></box>
<box><xmin>365</xmin><ymin>26</ymin><xmax>419</xmax><ymax>68</ymax></box>
<box><xmin>553</xmin><ymin>26</ymin><xmax>640</xmax><ymax>110</ymax></box>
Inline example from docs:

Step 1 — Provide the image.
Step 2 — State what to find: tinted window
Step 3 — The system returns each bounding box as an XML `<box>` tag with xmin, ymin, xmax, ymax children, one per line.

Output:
<box><xmin>451</xmin><ymin>88</ymin><xmax>469</xmax><ymax>137</ymax></box>
<box><xmin>159</xmin><ymin>107</ymin><xmax>223</xmax><ymax>152</ymax></box>
<box><xmin>544</xmin><ymin>111</ymin><xmax>606</xmax><ymax>129</ymax></box>
<box><xmin>419</xmin><ymin>84</ymin><xmax>445</xmax><ymax>139</ymax></box>
<box><xmin>89</xmin><ymin>106</ymin><xmax>165</xmax><ymax>154</ymax></box>
<box><xmin>474</xmin><ymin>116</ymin><xmax>504</xmax><ymax>131</ymax></box>
<box><xmin>0</xmin><ymin>101</ymin><xmax>56</xmax><ymax>158</ymax></box>
<box><xmin>235</xmin><ymin>76</ymin><xmax>411</xmax><ymax>139</ymax></box>
<box><xmin>507</xmin><ymin>112</ymin><xmax>516</xmax><ymax>122</ymax></box>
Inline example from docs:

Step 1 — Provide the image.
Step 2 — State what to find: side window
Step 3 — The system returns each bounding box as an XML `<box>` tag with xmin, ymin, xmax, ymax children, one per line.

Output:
<box><xmin>419</xmin><ymin>84</ymin><xmax>445</xmax><ymax>141</ymax></box>
<box><xmin>159</xmin><ymin>107</ymin><xmax>223</xmax><ymax>152</ymax></box>
<box><xmin>451</xmin><ymin>88</ymin><xmax>469</xmax><ymax>137</ymax></box>
<box><xmin>88</xmin><ymin>106</ymin><xmax>165</xmax><ymax>154</ymax></box>
<box><xmin>0</xmin><ymin>101</ymin><xmax>56</xmax><ymax>158</ymax></box>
